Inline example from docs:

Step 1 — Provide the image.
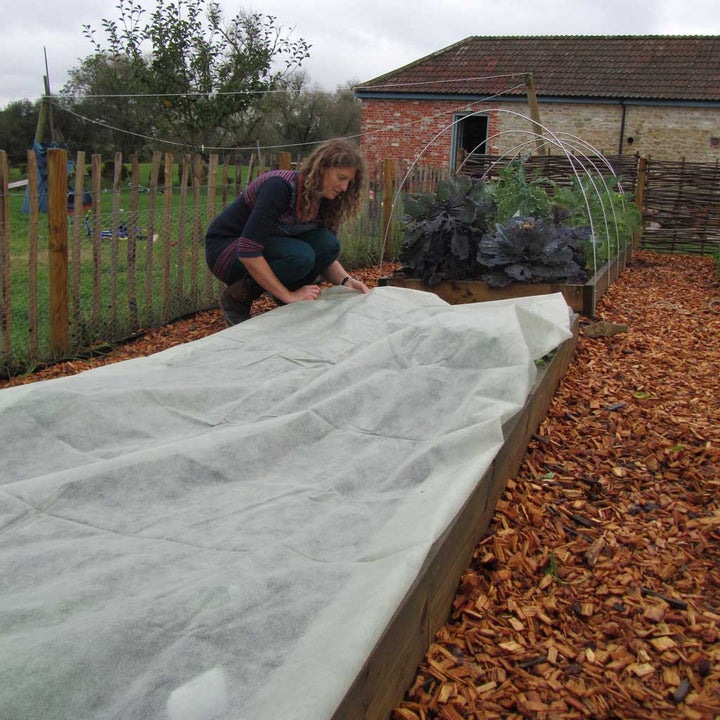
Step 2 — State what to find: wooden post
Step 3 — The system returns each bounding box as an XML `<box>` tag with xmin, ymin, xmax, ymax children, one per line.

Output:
<box><xmin>161</xmin><ymin>153</ymin><xmax>174</xmax><ymax>321</ymax></box>
<box><xmin>235</xmin><ymin>154</ymin><xmax>243</xmax><ymax>196</ymax></box>
<box><xmin>633</xmin><ymin>156</ymin><xmax>648</xmax><ymax>251</ymax></box>
<box><xmin>43</xmin><ymin>48</ymin><xmax>56</xmax><ymax>144</ymax></box>
<box><xmin>127</xmin><ymin>155</ymin><xmax>140</xmax><ymax>329</ymax></box>
<box><xmin>191</xmin><ymin>155</ymin><xmax>202</xmax><ymax>306</ymax></box>
<box><xmin>221</xmin><ymin>156</ymin><xmax>229</xmax><ymax>207</ymax></box>
<box><xmin>278</xmin><ymin>151</ymin><xmax>292</xmax><ymax>170</ymax></box>
<box><xmin>382</xmin><ymin>159</ymin><xmax>395</xmax><ymax>263</ymax></box>
<box><xmin>176</xmin><ymin>154</ymin><xmax>190</xmax><ymax>306</ymax></box>
<box><xmin>525</xmin><ymin>73</ymin><xmax>547</xmax><ymax>155</ymax></box>
<box><xmin>206</xmin><ymin>154</ymin><xmax>219</xmax><ymax>302</ymax></box>
<box><xmin>27</xmin><ymin>151</ymin><xmax>39</xmax><ymax>357</ymax></box>
<box><xmin>90</xmin><ymin>154</ymin><xmax>102</xmax><ymax>322</ymax></box>
<box><xmin>71</xmin><ymin>150</ymin><xmax>85</xmax><ymax>328</ymax></box>
<box><xmin>34</xmin><ymin>98</ymin><xmax>47</xmax><ymax>145</ymax></box>
<box><xmin>47</xmin><ymin>148</ymin><xmax>69</xmax><ymax>356</ymax></box>
<box><xmin>110</xmin><ymin>152</ymin><xmax>122</xmax><ymax>330</ymax></box>
<box><xmin>0</xmin><ymin>151</ymin><xmax>11</xmax><ymax>357</ymax></box>
<box><xmin>145</xmin><ymin>150</ymin><xmax>162</xmax><ymax>316</ymax></box>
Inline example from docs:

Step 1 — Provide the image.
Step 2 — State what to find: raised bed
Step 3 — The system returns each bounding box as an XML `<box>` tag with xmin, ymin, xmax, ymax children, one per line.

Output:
<box><xmin>333</xmin><ymin>320</ymin><xmax>578</xmax><ymax>719</ymax></box>
<box><xmin>379</xmin><ymin>243</ymin><xmax>631</xmax><ymax>318</ymax></box>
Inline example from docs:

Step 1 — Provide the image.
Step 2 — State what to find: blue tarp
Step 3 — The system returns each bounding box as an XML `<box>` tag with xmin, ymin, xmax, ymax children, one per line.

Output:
<box><xmin>22</xmin><ymin>140</ymin><xmax>91</xmax><ymax>215</ymax></box>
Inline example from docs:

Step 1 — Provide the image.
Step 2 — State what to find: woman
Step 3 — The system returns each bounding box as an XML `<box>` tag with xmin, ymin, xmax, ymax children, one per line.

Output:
<box><xmin>205</xmin><ymin>138</ymin><xmax>370</xmax><ymax>325</ymax></box>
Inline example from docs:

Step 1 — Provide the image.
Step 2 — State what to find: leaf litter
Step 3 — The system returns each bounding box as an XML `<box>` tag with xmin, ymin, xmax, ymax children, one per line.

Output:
<box><xmin>393</xmin><ymin>250</ymin><xmax>720</xmax><ymax>720</ymax></box>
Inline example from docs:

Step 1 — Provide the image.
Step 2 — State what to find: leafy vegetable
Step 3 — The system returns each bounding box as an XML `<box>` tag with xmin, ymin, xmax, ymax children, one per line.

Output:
<box><xmin>397</xmin><ymin>158</ymin><xmax>640</xmax><ymax>288</ymax></box>
<box><xmin>399</xmin><ymin>176</ymin><xmax>495</xmax><ymax>286</ymax></box>
<box><xmin>477</xmin><ymin>217</ymin><xmax>589</xmax><ymax>287</ymax></box>
<box><xmin>551</xmin><ymin>175</ymin><xmax>642</xmax><ymax>266</ymax></box>
<box><xmin>485</xmin><ymin>158</ymin><xmax>553</xmax><ymax>224</ymax></box>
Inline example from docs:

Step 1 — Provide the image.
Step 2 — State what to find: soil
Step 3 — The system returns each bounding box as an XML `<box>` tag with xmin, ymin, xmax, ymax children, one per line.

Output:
<box><xmin>2</xmin><ymin>251</ymin><xmax>719</xmax><ymax>719</ymax></box>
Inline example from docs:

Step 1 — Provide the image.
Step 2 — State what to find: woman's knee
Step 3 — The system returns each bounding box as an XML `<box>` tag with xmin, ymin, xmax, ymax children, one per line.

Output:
<box><xmin>271</xmin><ymin>243</ymin><xmax>315</xmax><ymax>282</ymax></box>
<box><xmin>304</xmin><ymin>228</ymin><xmax>340</xmax><ymax>264</ymax></box>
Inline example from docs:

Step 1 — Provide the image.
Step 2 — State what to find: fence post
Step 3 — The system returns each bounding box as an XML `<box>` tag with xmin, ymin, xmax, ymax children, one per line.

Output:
<box><xmin>145</xmin><ymin>151</ymin><xmax>162</xmax><ymax>317</ymax></box>
<box><xmin>27</xmin><ymin>150</ymin><xmax>39</xmax><ymax>357</ymax></box>
<box><xmin>234</xmin><ymin>154</ymin><xmax>243</xmax><ymax>196</ymax></box>
<box><xmin>161</xmin><ymin>153</ymin><xmax>174</xmax><ymax>322</ymax></box>
<box><xmin>0</xmin><ymin>151</ymin><xmax>10</xmax><ymax>357</ymax></box>
<box><xmin>127</xmin><ymin>155</ymin><xmax>140</xmax><ymax>330</ymax></box>
<box><xmin>192</xmin><ymin>155</ymin><xmax>203</xmax><ymax>306</ymax></box>
<box><xmin>205</xmin><ymin>154</ymin><xmax>219</xmax><ymax>303</ymax></box>
<box><xmin>71</xmin><ymin>150</ymin><xmax>85</xmax><ymax>329</ymax></box>
<box><xmin>382</xmin><ymin>158</ymin><xmax>395</xmax><ymax>264</ymax></box>
<box><xmin>47</xmin><ymin>148</ymin><xmax>69</xmax><ymax>356</ymax></box>
<box><xmin>633</xmin><ymin>156</ymin><xmax>648</xmax><ymax>252</ymax></box>
<box><xmin>278</xmin><ymin>151</ymin><xmax>292</xmax><ymax>170</ymax></box>
<box><xmin>91</xmin><ymin>154</ymin><xmax>102</xmax><ymax>322</ymax></box>
<box><xmin>110</xmin><ymin>152</ymin><xmax>123</xmax><ymax>330</ymax></box>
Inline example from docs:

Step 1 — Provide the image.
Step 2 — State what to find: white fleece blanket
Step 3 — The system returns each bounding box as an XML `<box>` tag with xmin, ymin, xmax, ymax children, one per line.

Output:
<box><xmin>0</xmin><ymin>286</ymin><xmax>571</xmax><ymax>720</ymax></box>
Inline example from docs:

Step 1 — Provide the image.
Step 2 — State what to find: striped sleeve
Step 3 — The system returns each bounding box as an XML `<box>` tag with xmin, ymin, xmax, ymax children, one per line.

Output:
<box><xmin>236</xmin><ymin>177</ymin><xmax>294</xmax><ymax>257</ymax></box>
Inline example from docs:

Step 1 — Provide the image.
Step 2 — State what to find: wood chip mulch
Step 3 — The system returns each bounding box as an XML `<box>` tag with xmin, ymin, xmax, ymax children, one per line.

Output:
<box><xmin>1</xmin><ymin>254</ymin><xmax>718</xmax><ymax>720</ymax></box>
<box><xmin>393</xmin><ymin>251</ymin><xmax>720</xmax><ymax>720</ymax></box>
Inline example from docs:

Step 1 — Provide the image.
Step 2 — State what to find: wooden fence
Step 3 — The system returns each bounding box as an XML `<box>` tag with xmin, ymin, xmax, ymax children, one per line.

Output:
<box><xmin>2</xmin><ymin>146</ymin><xmax>719</xmax><ymax>376</ymax></box>
<box><xmin>0</xmin><ymin>147</ymin><xmax>291</xmax><ymax>375</ymax></box>
<box><xmin>0</xmin><ymin>148</ymin><xmax>398</xmax><ymax>375</ymax></box>
<box><xmin>640</xmin><ymin>158</ymin><xmax>720</xmax><ymax>254</ymax></box>
<box><xmin>462</xmin><ymin>153</ymin><xmax>640</xmax><ymax>194</ymax></box>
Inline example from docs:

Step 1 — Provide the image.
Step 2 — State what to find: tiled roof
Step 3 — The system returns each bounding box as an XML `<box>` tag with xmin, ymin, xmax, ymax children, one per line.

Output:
<box><xmin>356</xmin><ymin>36</ymin><xmax>720</xmax><ymax>102</ymax></box>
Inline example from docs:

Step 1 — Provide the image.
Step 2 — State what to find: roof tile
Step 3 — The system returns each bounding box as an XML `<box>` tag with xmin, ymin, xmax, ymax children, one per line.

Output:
<box><xmin>357</xmin><ymin>36</ymin><xmax>720</xmax><ymax>102</ymax></box>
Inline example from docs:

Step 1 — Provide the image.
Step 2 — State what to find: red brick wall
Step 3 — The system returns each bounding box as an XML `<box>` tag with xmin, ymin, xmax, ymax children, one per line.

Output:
<box><xmin>360</xmin><ymin>97</ymin><xmax>720</xmax><ymax>166</ymax></box>
<box><xmin>360</xmin><ymin>98</ymin><xmax>503</xmax><ymax>169</ymax></box>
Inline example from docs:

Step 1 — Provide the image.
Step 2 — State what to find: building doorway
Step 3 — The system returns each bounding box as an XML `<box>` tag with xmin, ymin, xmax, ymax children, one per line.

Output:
<box><xmin>452</xmin><ymin>113</ymin><xmax>489</xmax><ymax>170</ymax></box>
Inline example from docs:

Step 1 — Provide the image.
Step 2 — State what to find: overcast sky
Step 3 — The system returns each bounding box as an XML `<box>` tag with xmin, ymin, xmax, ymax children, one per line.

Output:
<box><xmin>1</xmin><ymin>0</ymin><xmax>719</xmax><ymax>109</ymax></box>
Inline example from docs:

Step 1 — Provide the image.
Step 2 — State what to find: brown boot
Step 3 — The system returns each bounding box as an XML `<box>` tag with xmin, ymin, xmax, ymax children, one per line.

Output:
<box><xmin>219</xmin><ymin>288</ymin><xmax>251</xmax><ymax>326</ymax></box>
<box><xmin>219</xmin><ymin>277</ymin><xmax>263</xmax><ymax>326</ymax></box>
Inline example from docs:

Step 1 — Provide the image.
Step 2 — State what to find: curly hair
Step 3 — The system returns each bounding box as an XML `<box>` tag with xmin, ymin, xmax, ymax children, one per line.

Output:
<box><xmin>298</xmin><ymin>139</ymin><xmax>365</xmax><ymax>232</ymax></box>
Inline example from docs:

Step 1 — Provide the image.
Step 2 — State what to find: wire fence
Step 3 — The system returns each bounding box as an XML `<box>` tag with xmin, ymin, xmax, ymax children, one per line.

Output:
<box><xmin>2</xmin><ymin>145</ymin><xmax>719</xmax><ymax>377</ymax></box>
<box><xmin>0</xmin><ymin>148</ymin><xmax>436</xmax><ymax>376</ymax></box>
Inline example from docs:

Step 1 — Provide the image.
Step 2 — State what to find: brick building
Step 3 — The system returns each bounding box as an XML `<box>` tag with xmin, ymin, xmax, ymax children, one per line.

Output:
<box><xmin>355</xmin><ymin>36</ymin><xmax>720</xmax><ymax>168</ymax></box>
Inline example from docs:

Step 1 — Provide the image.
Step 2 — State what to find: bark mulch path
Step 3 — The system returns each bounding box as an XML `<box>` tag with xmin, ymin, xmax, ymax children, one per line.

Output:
<box><xmin>1</xmin><ymin>253</ymin><xmax>718</xmax><ymax>719</ymax></box>
<box><xmin>393</xmin><ymin>251</ymin><xmax>720</xmax><ymax>720</ymax></box>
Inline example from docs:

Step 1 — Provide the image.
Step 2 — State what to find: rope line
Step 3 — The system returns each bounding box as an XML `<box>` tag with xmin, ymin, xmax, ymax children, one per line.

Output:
<box><xmin>50</xmin><ymin>81</ymin><xmax>527</xmax><ymax>153</ymax></box>
<box><xmin>35</xmin><ymin>72</ymin><xmax>526</xmax><ymax>101</ymax></box>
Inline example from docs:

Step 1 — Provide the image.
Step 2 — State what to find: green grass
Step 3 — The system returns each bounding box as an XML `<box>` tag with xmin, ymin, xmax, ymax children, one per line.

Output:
<box><xmin>3</xmin><ymin>176</ymin><xmax>230</xmax><ymax>374</ymax></box>
<box><xmin>2</xmin><ymin>166</ymin><xmax>396</xmax><ymax>375</ymax></box>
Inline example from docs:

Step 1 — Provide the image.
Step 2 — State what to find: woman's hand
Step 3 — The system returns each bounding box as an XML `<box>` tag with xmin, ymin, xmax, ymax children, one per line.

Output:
<box><xmin>345</xmin><ymin>277</ymin><xmax>371</xmax><ymax>294</ymax></box>
<box><xmin>286</xmin><ymin>284</ymin><xmax>322</xmax><ymax>303</ymax></box>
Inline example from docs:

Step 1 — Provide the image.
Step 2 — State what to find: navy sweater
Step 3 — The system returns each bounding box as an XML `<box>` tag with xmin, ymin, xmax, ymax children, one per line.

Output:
<box><xmin>205</xmin><ymin>171</ymin><xmax>324</xmax><ymax>281</ymax></box>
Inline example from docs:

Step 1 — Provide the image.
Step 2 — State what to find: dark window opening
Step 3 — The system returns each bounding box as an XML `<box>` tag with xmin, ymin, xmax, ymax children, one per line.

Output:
<box><xmin>454</xmin><ymin>114</ymin><xmax>489</xmax><ymax>169</ymax></box>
